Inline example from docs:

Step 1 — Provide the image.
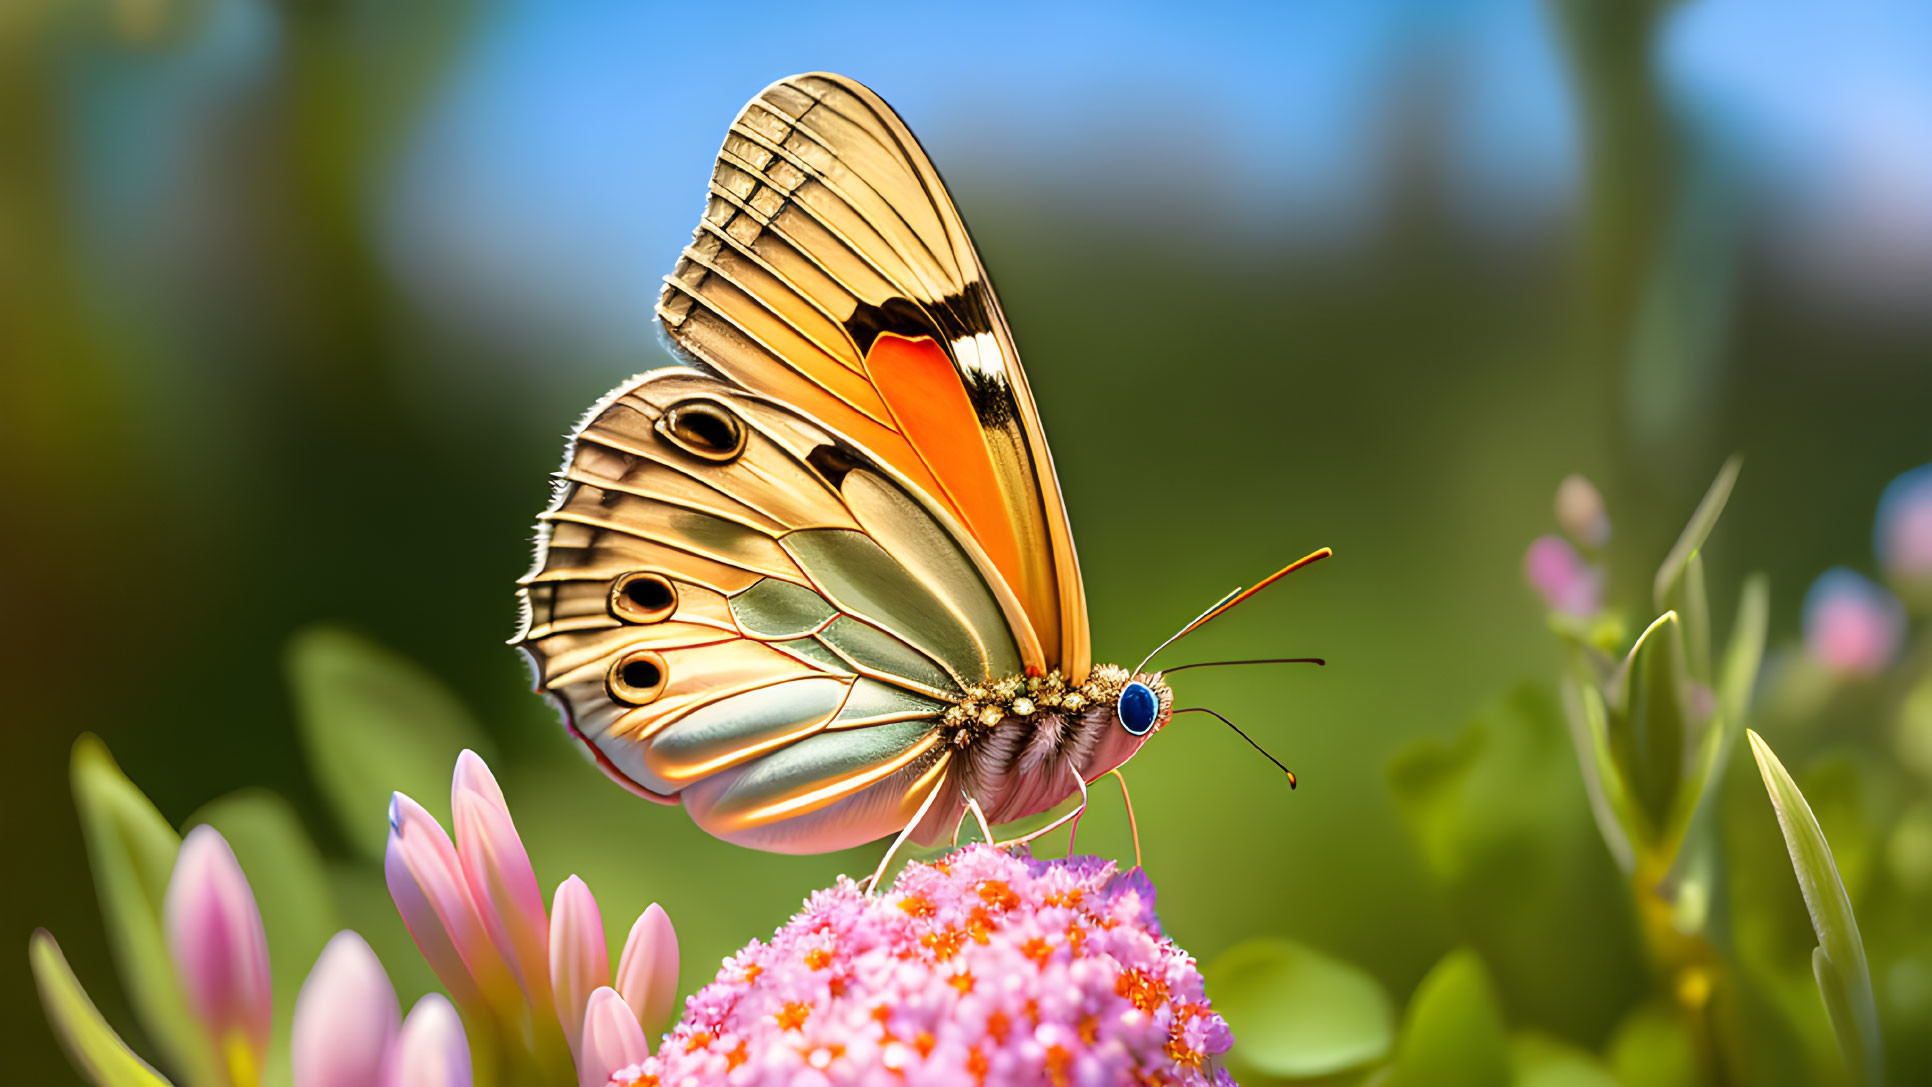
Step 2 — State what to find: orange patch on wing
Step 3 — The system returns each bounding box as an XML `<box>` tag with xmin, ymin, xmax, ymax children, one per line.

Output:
<box><xmin>864</xmin><ymin>333</ymin><xmax>1024</xmax><ymax>600</ymax></box>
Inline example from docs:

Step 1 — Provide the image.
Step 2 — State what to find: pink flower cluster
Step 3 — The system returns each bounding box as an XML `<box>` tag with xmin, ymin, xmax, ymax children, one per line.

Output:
<box><xmin>609</xmin><ymin>844</ymin><xmax>1235</xmax><ymax>1087</ymax></box>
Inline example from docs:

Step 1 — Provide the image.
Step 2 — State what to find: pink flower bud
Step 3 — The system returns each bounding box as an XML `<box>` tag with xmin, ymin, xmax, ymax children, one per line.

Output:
<box><xmin>577</xmin><ymin>988</ymin><xmax>649</xmax><ymax>1087</ymax></box>
<box><xmin>453</xmin><ymin>752</ymin><xmax>551</xmax><ymax>1010</ymax></box>
<box><xmin>1525</xmin><ymin>534</ymin><xmax>1603</xmax><ymax>617</ymax></box>
<box><xmin>1555</xmin><ymin>473</ymin><xmax>1610</xmax><ymax>549</ymax></box>
<box><xmin>385</xmin><ymin>792</ymin><xmax>509</xmax><ymax>1012</ymax></box>
<box><xmin>293</xmin><ymin>932</ymin><xmax>399</xmax><ymax>1087</ymax></box>
<box><xmin>164</xmin><ymin>826</ymin><xmax>272</xmax><ymax>1078</ymax></box>
<box><xmin>1878</xmin><ymin>464</ymin><xmax>1932</xmax><ymax>604</ymax></box>
<box><xmin>385</xmin><ymin>994</ymin><xmax>471</xmax><ymax>1087</ymax></box>
<box><xmin>549</xmin><ymin>876</ymin><xmax>608</xmax><ymax>1063</ymax></box>
<box><xmin>613</xmin><ymin>903</ymin><xmax>678</xmax><ymax>1038</ymax></box>
<box><xmin>1805</xmin><ymin>567</ymin><xmax>1906</xmax><ymax>678</ymax></box>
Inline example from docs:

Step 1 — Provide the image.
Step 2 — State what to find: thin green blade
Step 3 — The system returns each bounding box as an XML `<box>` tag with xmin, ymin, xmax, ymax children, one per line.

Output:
<box><xmin>30</xmin><ymin>931</ymin><xmax>176</xmax><ymax>1087</ymax></box>
<box><xmin>1746</xmin><ymin>730</ymin><xmax>1883</xmax><ymax>1087</ymax></box>
<box><xmin>71</xmin><ymin>736</ymin><xmax>216</xmax><ymax>1087</ymax></box>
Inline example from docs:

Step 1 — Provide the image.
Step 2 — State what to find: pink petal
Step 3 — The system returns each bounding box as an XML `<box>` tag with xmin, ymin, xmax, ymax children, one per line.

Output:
<box><xmin>453</xmin><ymin>752</ymin><xmax>552</xmax><ymax>1009</ymax></box>
<box><xmin>165</xmin><ymin>826</ymin><xmax>272</xmax><ymax>1067</ymax></box>
<box><xmin>576</xmin><ymin>988</ymin><xmax>649</xmax><ymax>1087</ymax></box>
<box><xmin>293</xmin><ymin>931</ymin><xmax>399</xmax><ymax>1087</ymax></box>
<box><xmin>613</xmin><ymin>903</ymin><xmax>678</xmax><ymax>1036</ymax></box>
<box><xmin>1804</xmin><ymin>567</ymin><xmax>1906</xmax><ymax>677</ymax></box>
<box><xmin>1524</xmin><ymin>534</ymin><xmax>1602</xmax><ymax>617</ymax></box>
<box><xmin>385</xmin><ymin>994</ymin><xmax>471</xmax><ymax>1087</ymax></box>
<box><xmin>385</xmin><ymin>793</ymin><xmax>508</xmax><ymax>1012</ymax></box>
<box><xmin>550</xmin><ymin>876</ymin><xmax>609</xmax><ymax>1064</ymax></box>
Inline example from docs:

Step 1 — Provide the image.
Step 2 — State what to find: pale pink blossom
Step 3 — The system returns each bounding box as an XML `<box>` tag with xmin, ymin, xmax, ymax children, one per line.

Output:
<box><xmin>386</xmin><ymin>994</ymin><xmax>471</xmax><ymax>1087</ymax></box>
<box><xmin>614</xmin><ymin>903</ymin><xmax>679</xmax><ymax>1037</ymax></box>
<box><xmin>1878</xmin><ymin>464</ymin><xmax>1932</xmax><ymax>604</ymax></box>
<box><xmin>164</xmin><ymin>826</ymin><xmax>272</xmax><ymax>1080</ymax></box>
<box><xmin>1804</xmin><ymin>567</ymin><xmax>1906</xmax><ymax>677</ymax></box>
<box><xmin>1525</xmin><ymin>534</ymin><xmax>1603</xmax><ymax>617</ymax></box>
<box><xmin>385</xmin><ymin>792</ymin><xmax>509</xmax><ymax>1013</ymax></box>
<box><xmin>293</xmin><ymin>932</ymin><xmax>400</xmax><ymax>1087</ymax></box>
<box><xmin>552</xmin><ymin>875</ymin><xmax>610</xmax><ymax>1063</ymax></box>
<box><xmin>453</xmin><ymin>750</ymin><xmax>553</xmax><ymax>1009</ymax></box>
<box><xmin>1555</xmin><ymin>473</ymin><xmax>1611</xmax><ymax>549</ymax></box>
<box><xmin>580</xmin><ymin>987</ymin><xmax>651</xmax><ymax>1087</ymax></box>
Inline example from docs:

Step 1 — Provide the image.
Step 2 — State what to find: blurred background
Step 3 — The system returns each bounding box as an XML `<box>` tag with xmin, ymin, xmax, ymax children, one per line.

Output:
<box><xmin>5</xmin><ymin>0</ymin><xmax>1930</xmax><ymax>1083</ymax></box>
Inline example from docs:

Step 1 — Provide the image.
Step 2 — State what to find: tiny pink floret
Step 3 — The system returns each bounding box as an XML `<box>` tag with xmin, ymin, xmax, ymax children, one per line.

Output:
<box><xmin>608</xmin><ymin>844</ymin><xmax>1236</xmax><ymax>1087</ymax></box>
<box><xmin>293</xmin><ymin>931</ymin><xmax>400</xmax><ymax>1087</ymax></box>
<box><xmin>165</xmin><ymin>825</ymin><xmax>272</xmax><ymax>1068</ymax></box>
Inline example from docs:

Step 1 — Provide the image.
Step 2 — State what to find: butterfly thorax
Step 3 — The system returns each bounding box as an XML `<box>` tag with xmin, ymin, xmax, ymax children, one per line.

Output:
<box><xmin>946</xmin><ymin>664</ymin><xmax>1172</xmax><ymax>826</ymax></box>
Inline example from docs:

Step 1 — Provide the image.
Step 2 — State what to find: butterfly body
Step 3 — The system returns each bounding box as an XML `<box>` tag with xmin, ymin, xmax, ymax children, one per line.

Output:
<box><xmin>514</xmin><ymin>73</ymin><xmax>1190</xmax><ymax>855</ymax></box>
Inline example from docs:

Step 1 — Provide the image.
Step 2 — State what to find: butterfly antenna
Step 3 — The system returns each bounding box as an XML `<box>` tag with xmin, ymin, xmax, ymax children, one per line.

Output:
<box><xmin>1135</xmin><ymin>547</ymin><xmax>1333</xmax><ymax>674</ymax></box>
<box><xmin>1174</xmin><ymin>707</ymin><xmax>1297</xmax><ymax>788</ymax></box>
<box><xmin>1161</xmin><ymin>657</ymin><xmax>1326</xmax><ymax>675</ymax></box>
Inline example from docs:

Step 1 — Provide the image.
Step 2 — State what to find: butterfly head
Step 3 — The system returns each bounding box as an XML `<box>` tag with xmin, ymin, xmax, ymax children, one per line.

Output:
<box><xmin>1067</xmin><ymin>666</ymin><xmax>1174</xmax><ymax>780</ymax></box>
<box><xmin>1116</xmin><ymin>679</ymin><xmax>1164</xmax><ymax>736</ymax></box>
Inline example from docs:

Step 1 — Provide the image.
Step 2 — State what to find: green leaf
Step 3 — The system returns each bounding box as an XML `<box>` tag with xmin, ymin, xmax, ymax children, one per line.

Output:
<box><xmin>1614</xmin><ymin>612</ymin><xmax>1689</xmax><ymax>832</ymax></box>
<box><xmin>1209</xmin><ymin>937</ymin><xmax>1395</xmax><ymax>1079</ymax></box>
<box><xmin>1387</xmin><ymin>687</ymin><xmax>1645</xmax><ymax>1044</ymax></box>
<box><xmin>70</xmin><ymin>736</ymin><xmax>217</xmax><ymax>1087</ymax></box>
<box><xmin>1606</xmin><ymin>1001</ymin><xmax>1698</xmax><ymax>1087</ymax></box>
<box><xmin>1717</xmin><ymin>573</ymin><xmax>1769</xmax><ymax>729</ymax></box>
<box><xmin>186</xmin><ymin>790</ymin><xmax>338</xmax><ymax>1087</ymax></box>
<box><xmin>1653</xmin><ymin>455</ymin><xmax>1741</xmax><ymax>614</ymax></box>
<box><xmin>1386</xmin><ymin>950</ymin><xmax>1510</xmax><ymax>1087</ymax></box>
<box><xmin>1746</xmin><ymin>730</ymin><xmax>1883</xmax><ymax>1087</ymax></box>
<box><xmin>29</xmin><ymin>931</ymin><xmax>175</xmax><ymax>1087</ymax></box>
<box><xmin>1509</xmin><ymin>1033</ymin><xmax>1617</xmax><ymax>1087</ymax></box>
<box><xmin>1675</xmin><ymin>552</ymin><xmax>1713</xmax><ymax>683</ymax></box>
<box><xmin>1561</xmin><ymin>680</ymin><xmax>1643</xmax><ymax>872</ymax></box>
<box><xmin>285</xmin><ymin>624</ymin><xmax>492</xmax><ymax>860</ymax></box>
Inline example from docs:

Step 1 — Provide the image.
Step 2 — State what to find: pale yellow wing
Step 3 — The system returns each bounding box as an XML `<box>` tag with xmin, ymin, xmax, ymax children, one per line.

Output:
<box><xmin>513</xmin><ymin>367</ymin><xmax>1003</xmax><ymax>852</ymax></box>
<box><xmin>656</xmin><ymin>72</ymin><xmax>1091</xmax><ymax>683</ymax></box>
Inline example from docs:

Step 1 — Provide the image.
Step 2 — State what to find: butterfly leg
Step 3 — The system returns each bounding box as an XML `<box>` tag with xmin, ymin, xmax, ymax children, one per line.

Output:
<box><xmin>1109</xmin><ymin>768</ymin><xmax>1143</xmax><ymax>870</ymax></box>
<box><xmin>863</xmin><ymin>774</ymin><xmax>949</xmax><ymax>895</ymax></box>
<box><xmin>959</xmin><ymin>794</ymin><xmax>995</xmax><ymax>846</ymax></box>
<box><xmin>996</xmin><ymin>758</ymin><xmax>1091</xmax><ymax>851</ymax></box>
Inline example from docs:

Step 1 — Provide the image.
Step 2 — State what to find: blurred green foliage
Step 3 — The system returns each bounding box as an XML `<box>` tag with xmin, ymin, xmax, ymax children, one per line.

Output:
<box><xmin>7</xmin><ymin>1</ymin><xmax>1932</xmax><ymax>1084</ymax></box>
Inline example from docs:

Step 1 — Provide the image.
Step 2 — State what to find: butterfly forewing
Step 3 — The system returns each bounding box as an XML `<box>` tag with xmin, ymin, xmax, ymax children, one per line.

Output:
<box><xmin>656</xmin><ymin>72</ymin><xmax>1090</xmax><ymax>683</ymax></box>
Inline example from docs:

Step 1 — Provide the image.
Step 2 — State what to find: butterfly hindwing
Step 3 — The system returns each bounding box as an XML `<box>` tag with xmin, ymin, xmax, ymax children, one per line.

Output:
<box><xmin>514</xmin><ymin>367</ymin><xmax>999</xmax><ymax>851</ymax></box>
<box><xmin>656</xmin><ymin>72</ymin><xmax>1091</xmax><ymax>684</ymax></box>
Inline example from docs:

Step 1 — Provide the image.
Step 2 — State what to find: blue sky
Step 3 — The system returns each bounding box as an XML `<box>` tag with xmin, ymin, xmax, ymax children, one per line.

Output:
<box><xmin>373</xmin><ymin>0</ymin><xmax>1932</xmax><ymax>353</ymax></box>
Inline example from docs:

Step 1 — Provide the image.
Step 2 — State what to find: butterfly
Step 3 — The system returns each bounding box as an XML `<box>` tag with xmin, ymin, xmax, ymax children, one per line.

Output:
<box><xmin>512</xmin><ymin>73</ymin><xmax>1326</xmax><ymax>866</ymax></box>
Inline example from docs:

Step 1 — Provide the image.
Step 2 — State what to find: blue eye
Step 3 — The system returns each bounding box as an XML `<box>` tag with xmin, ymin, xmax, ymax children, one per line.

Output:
<box><xmin>1118</xmin><ymin>681</ymin><xmax>1159</xmax><ymax>736</ymax></box>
